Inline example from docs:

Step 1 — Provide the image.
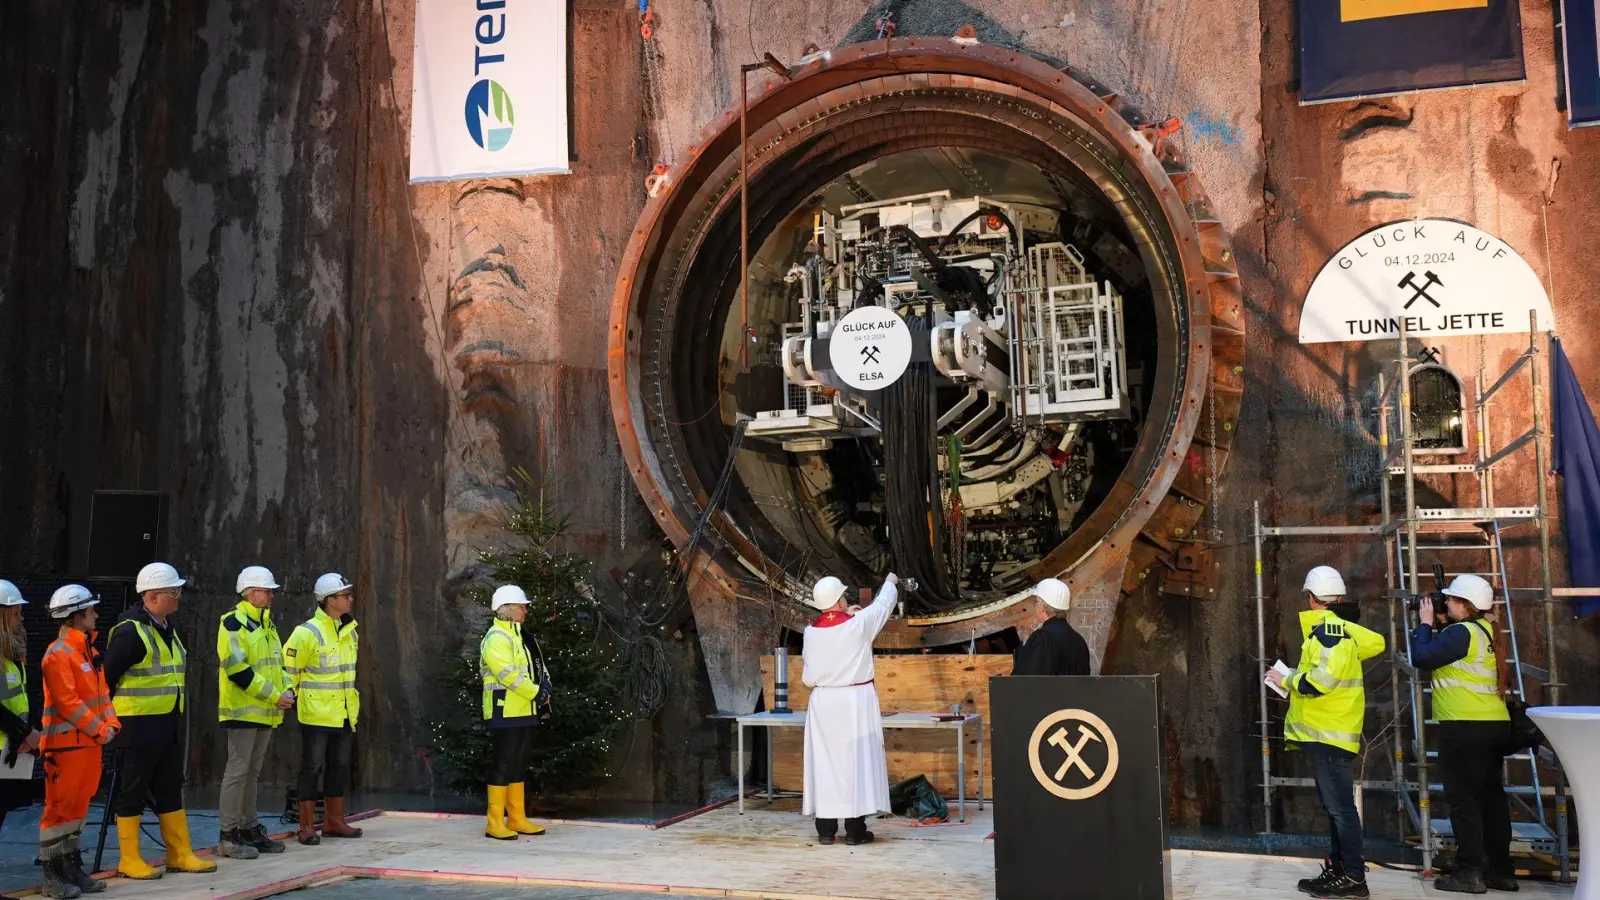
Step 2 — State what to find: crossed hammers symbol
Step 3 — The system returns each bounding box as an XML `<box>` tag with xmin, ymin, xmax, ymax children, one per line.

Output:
<box><xmin>1047</xmin><ymin>724</ymin><xmax>1103</xmax><ymax>781</ymax></box>
<box><xmin>1398</xmin><ymin>270</ymin><xmax>1443</xmax><ymax>309</ymax></box>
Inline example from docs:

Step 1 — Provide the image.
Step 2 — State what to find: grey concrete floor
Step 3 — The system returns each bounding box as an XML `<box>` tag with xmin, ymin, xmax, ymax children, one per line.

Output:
<box><xmin>285</xmin><ymin>878</ymin><xmax>651</xmax><ymax>898</ymax></box>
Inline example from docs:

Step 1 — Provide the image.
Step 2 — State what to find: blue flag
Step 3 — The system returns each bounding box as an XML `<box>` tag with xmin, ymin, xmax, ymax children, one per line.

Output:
<box><xmin>1551</xmin><ymin>337</ymin><xmax>1600</xmax><ymax>617</ymax></box>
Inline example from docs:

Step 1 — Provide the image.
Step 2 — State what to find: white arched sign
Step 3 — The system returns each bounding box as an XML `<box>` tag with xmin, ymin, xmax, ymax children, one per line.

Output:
<box><xmin>1299</xmin><ymin>219</ymin><xmax>1554</xmax><ymax>344</ymax></box>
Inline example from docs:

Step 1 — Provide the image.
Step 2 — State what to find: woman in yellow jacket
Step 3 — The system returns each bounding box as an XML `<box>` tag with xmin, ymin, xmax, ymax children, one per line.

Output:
<box><xmin>479</xmin><ymin>586</ymin><xmax>550</xmax><ymax>840</ymax></box>
<box><xmin>283</xmin><ymin>573</ymin><xmax>364</xmax><ymax>845</ymax></box>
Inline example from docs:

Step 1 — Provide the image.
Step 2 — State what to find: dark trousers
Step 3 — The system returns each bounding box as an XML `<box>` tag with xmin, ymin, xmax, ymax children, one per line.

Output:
<box><xmin>1308</xmin><ymin>743</ymin><xmax>1363</xmax><ymax>876</ymax></box>
<box><xmin>113</xmin><ymin>741</ymin><xmax>185</xmax><ymax>817</ymax></box>
<box><xmin>1438</xmin><ymin>721</ymin><xmax>1513</xmax><ymax>875</ymax></box>
<box><xmin>814</xmin><ymin>816</ymin><xmax>867</xmax><ymax>840</ymax></box>
<box><xmin>298</xmin><ymin>727</ymin><xmax>353</xmax><ymax>800</ymax></box>
<box><xmin>488</xmin><ymin>726</ymin><xmax>536</xmax><ymax>785</ymax></box>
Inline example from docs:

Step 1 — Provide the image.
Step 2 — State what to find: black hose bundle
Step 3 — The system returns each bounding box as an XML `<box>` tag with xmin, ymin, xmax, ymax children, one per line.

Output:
<box><xmin>881</xmin><ymin>315</ymin><xmax>961</xmax><ymax>611</ymax></box>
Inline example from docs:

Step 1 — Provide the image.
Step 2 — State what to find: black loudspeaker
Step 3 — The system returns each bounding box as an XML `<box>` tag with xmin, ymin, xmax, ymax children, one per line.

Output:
<box><xmin>86</xmin><ymin>491</ymin><xmax>168</xmax><ymax>580</ymax></box>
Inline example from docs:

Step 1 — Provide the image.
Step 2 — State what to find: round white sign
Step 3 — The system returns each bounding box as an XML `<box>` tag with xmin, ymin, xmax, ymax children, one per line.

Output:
<box><xmin>1299</xmin><ymin>218</ymin><xmax>1554</xmax><ymax>344</ymax></box>
<box><xmin>828</xmin><ymin>305</ymin><xmax>913</xmax><ymax>390</ymax></box>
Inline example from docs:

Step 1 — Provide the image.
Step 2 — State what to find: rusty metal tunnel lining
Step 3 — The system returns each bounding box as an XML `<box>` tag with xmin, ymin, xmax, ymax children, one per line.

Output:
<box><xmin>611</xmin><ymin>44</ymin><xmax>1231</xmax><ymax>646</ymax></box>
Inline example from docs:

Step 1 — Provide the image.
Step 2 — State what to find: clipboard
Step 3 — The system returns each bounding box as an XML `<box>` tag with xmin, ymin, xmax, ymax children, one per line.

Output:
<box><xmin>0</xmin><ymin>751</ymin><xmax>35</xmax><ymax>780</ymax></box>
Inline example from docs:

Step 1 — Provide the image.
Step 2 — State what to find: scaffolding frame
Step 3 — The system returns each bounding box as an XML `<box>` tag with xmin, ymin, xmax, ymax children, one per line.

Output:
<box><xmin>1253</xmin><ymin>312</ymin><xmax>1574</xmax><ymax>878</ymax></box>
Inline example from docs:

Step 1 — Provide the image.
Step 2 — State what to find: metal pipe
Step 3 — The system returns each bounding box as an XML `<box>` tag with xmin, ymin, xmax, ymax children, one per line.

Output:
<box><xmin>1398</xmin><ymin>318</ymin><xmax>1433</xmax><ymax>872</ymax></box>
<box><xmin>1527</xmin><ymin>313</ymin><xmax>1571</xmax><ymax>881</ymax></box>
<box><xmin>1253</xmin><ymin>500</ymin><xmax>1271</xmax><ymax>834</ymax></box>
<box><xmin>1379</xmin><ymin>371</ymin><xmax>1406</xmax><ymax>840</ymax></box>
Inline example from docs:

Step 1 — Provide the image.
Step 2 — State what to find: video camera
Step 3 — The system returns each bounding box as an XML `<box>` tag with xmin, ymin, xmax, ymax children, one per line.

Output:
<box><xmin>1408</xmin><ymin>562</ymin><xmax>1448</xmax><ymax>617</ymax></box>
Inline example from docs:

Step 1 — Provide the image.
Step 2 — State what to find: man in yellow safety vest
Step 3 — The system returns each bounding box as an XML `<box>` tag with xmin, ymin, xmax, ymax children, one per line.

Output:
<box><xmin>1412</xmin><ymin>574</ymin><xmax>1515</xmax><ymax>894</ymax></box>
<box><xmin>284</xmin><ymin>573</ymin><xmax>364</xmax><ymax>845</ymax></box>
<box><xmin>104</xmin><ymin>562</ymin><xmax>216</xmax><ymax>879</ymax></box>
<box><xmin>1267</xmin><ymin>566</ymin><xmax>1384</xmax><ymax>899</ymax></box>
<box><xmin>216</xmin><ymin>566</ymin><xmax>295</xmax><ymax>860</ymax></box>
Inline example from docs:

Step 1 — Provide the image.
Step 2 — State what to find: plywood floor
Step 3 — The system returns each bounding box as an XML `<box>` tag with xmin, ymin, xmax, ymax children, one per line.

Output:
<box><xmin>13</xmin><ymin>804</ymin><xmax>1577</xmax><ymax>900</ymax></box>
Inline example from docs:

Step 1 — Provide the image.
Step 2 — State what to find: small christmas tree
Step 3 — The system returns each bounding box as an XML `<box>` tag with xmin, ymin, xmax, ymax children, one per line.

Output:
<box><xmin>430</xmin><ymin>473</ymin><xmax>630</xmax><ymax>795</ymax></box>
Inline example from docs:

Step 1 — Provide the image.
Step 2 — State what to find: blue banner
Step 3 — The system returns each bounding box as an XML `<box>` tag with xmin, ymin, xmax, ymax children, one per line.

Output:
<box><xmin>1300</xmin><ymin>0</ymin><xmax>1525</xmax><ymax>103</ymax></box>
<box><xmin>1551</xmin><ymin>337</ymin><xmax>1600</xmax><ymax>618</ymax></box>
<box><xmin>1562</xmin><ymin>0</ymin><xmax>1600</xmax><ymax>125</ymax></box>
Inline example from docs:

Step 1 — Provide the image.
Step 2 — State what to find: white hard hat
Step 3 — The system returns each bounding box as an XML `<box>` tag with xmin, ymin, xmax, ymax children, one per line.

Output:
<box><xmin>1303</xmin><ymin>566</ymin><xmax>1346</xmax><ymax>600</ymax></box>
<box><xmin>48</xmin><ymin>584</ymin><xmax>99</xmax><ymax>619</ymax></box>
<box><xmin>314</xmin><ymin>572</ymin><xmax>354</xmax><ymax>600</ymax></box>
<box><xmin>809</xmin><ymin>576</ymin><xmax>848</xmax><ymax>611</ymax></box>
<box><xmin>135</xmin><ymin>562</ymin><xmax>186</xmax><ymax>594</ymax></box>
<box><xmin>491</xmin><ymin>585</ymin><xmax>530</xmax><ymax>611</ymax></box>
<box><xmin>0</xmin><ymin>580</ymin><xmax>24</xmax><ymax>608</ymax></box>
<box><xmin>1033</xmin><ymin>578</ymin><xmax>1071</xmax><ymax>611</ymax></box>
<box><xmin>1441</xmin><ymin>573</ymin><xmax>1495</xmax><ymax>611</ymax></box>
<box><xmin>236</xmin><ymin>566</ymin><xmax>280</xmax><ymax>594</ymax></box>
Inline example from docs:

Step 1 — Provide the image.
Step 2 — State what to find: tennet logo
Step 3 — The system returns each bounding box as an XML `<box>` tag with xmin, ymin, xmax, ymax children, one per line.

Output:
<box><xmin>464</xmin><ymin>1</ymin><xmax>514</xmax><ymax>151</ymax></box>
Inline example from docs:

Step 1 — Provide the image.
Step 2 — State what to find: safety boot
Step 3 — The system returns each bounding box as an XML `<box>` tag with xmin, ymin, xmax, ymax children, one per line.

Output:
<box><xmin>242</xmin><ymin>823</ymin><xmax>286</xmax><ymax>854</ymax></box>
<box><xmin>321</xmin><ymin>797</ymin><xmax>363</xmax><ymax>838</ymax></box>
<box><xmin>157</xmin><ymin>811</ymin><xmax>217</xmax><ymax>873</ymax></box>
<box><xmin>41</xmin><ymin>856</ymin><xmax>81</xmax><ymax>900</ymax></box>
<box><xmin>115</xmin><ymin>816</ymin><xmax>163</xmax><ymax>880</ymax></box>
<box><xmin>62</xmin><ymin>833</ymin><xmax>105</xmax><ymax>893</ymax></box>
<box><xmin>1436</xmin><ymin>869</ymin><xmax>1489</xmax><ymax>894</ymax></box>
<box><xmin>297</xmin><ymin>800</ymin><xmax>321</xmax><ymax>845</ymax></box>
<box><xmin>218</xmin><ymin>828</ymin><xmax>259</xmax><ymax>859</ymax></box>
<box><xmin>1299</xmin><ymin>857</ymin><xmax>1341</xmax><ymax>894</ymax></box>
<box><xmin>505</xmin><ymin>783</ymin><xmax>546</xmax><ymax>836</ymax></box>
<box><xmin>485</xmin><ymin>785</ymin><xmax>518</xmax><ymax>840</ymax></box>
<box><xmin>1308</xmin><ymin>873</ymin><xmax>1369</xmax><ymax>898</ymax></box>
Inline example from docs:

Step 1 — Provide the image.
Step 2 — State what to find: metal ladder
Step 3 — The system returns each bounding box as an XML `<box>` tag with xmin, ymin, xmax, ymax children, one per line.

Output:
<box><xmin>1380</xmin><ymin>314</ymin><xmax>1569</xmax><ymax>875</ymax></box>
<box><xmin>1390</xmin><ymin>521</ymin><xmax>1557</xmax><ymax>867</ymax></box>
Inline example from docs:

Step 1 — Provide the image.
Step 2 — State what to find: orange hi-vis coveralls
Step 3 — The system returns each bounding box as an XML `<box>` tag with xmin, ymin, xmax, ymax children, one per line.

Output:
<box><xmin>39</xmin><ymin>628</ymin><xmax>119</xmax><ymax>860</ymax></box>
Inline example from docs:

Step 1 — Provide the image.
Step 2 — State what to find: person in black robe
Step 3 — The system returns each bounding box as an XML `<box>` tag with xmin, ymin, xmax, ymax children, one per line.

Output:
<box><xmin>1012</xmin><ymin>578</ymin><xmax>1091</xmax><ymax>676</ymax></box>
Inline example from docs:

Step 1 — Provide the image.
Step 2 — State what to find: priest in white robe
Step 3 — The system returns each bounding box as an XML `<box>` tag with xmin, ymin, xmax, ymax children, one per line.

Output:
<box><xmin>801</xmin><ymin>571</ymin><xmax>898</xmax><ymax>846</ymax></box>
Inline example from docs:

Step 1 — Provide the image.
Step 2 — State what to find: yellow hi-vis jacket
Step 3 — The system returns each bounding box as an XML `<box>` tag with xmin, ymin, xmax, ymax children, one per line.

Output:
<box><xmin>1432</xmin><ymin>620</ymin><xmax>1510</xmax><ymax>722</ymax></box>
<box><xmin>283</xmin><ymin>608</ymin><xmax>359</xmax><ymax>730</ymax></box>
<box><xmin>217</xmin><ymin>600</ymin><xmax>289</xmax><ymax>726</ymax></box>
<box><xmin>479</xmin><ymin>619</ymin><xmax>541</xmax><ymax>727</ymax></box>
<box><xmin>0</xmin><ymin>659</ymin><xmax>27</xmax><ymax>754</ymax></box>
<box><xmin>1284</xmin><ymin>608</ymin><xmax>1386</xmax><ymax>753</ymax></box>
<box><xmin>108</xmin><ymin>619</ymin><xmax>185</xmax><ymax>717</ymax></box>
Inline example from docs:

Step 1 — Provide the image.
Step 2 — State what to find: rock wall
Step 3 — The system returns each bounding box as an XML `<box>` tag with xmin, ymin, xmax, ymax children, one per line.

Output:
<box><xmin>3</xmin><ymin>0</ymin><xmax>1598</xmax><ymax>826</ymax></box>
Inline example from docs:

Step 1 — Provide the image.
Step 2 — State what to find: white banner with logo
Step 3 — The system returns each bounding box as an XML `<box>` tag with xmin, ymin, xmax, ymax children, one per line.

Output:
<box><xmin>1299</xmin><ymin>218</ymin><xmax>1554</xmax><ymax>343</ymax></box>
<box><xmin>409</xmin><ymin>0</ymin><xmax>569</xmax><ymax>183</ymax></box>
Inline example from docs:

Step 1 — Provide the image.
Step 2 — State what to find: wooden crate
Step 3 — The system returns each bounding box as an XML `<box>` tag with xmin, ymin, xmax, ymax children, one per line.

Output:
<box><xmin>758</xmin><ymin>654</ymin><xmax>1009</xmax><ymax>799</ymax></box>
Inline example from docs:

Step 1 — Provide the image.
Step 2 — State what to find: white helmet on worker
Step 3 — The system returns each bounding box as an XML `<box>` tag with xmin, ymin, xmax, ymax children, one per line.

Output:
<box><xmin>236</xmin><ymin>565</ymin><xmax>280</xmax><ymax>594</ymax></box>
<box><xmin>314</xmin><ymin>573</ymin><xmax>355</xmax><ymax>601</ymax></box>
<box><xmin>491</xmin><ymin>585</ymin><xmax>530</xmax><ymax>611</ymax></box>
<box><xmin>1302</xmin><ymin>565</ymin><xmax>1346</xmax><ymax>600</ymax></box>
<box><xmin>809</xmin><ymin>576</ymin><xmax>848</xmax><ymax>610</ymax></box>
<box><xmin>1033</xmin><ymin>578</ymin><xmax>1071</xmax><ymax>611</ymax></box>
<box><xmin>135</xmin><ymin>561</ymin><xmax>185</xmax><ymax>594</ymax></box>
<box><xmin>1441</xmin><ymin>573</ymin><xmax>1495</xmax><ymax>611</ymax></box>
<box><xmin>48</xmin><ymin>584</ymin><xmax>98</xmax><ymax>619</ymax></box>
<box><xmin>0</xmin><ymin>580</ymin><xmax>24</xmax><ymax>608</ymax></box>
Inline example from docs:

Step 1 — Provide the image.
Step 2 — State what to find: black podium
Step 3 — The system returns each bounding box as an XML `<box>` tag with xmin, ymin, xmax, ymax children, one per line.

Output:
<box><xmin>991</xmin><ymin>675</ymin><xmax>1170</xmax><ymax>900</ymax></box>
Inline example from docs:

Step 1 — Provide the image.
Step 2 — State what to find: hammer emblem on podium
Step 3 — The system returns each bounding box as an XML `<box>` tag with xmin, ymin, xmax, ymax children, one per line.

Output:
<box><xmin>1028</xmin><ymin>709</ymin><xmax>1120</xmax><ymax>800</ymax></box>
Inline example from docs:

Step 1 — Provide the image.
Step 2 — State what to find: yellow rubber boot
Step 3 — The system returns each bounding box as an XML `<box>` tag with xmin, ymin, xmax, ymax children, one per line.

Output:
<box><xmin>157</xmin><ymin>811</ymin><xmax>217</xmax><ymax>873</ymax></box>
<box><xmin>506</xmin><ymin>784</ymin><xmax>546</xmax><ymax>836</ymax></box>
<box><xmin>116</xmin><ymin>816</ymin><xmax>163</xmax><ymax>880</ymax></box>
<box><xmin>485</xmin><ymin>785</ymin><xmax>518</xmax><ymax>840</ymax></box>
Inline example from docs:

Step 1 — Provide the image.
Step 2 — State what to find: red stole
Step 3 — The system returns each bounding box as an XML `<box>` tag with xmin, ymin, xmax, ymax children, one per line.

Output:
<box><xmin>812</xmin><ymin>610</ymin><xmax>852</xmax><ymax>629</ymax></box>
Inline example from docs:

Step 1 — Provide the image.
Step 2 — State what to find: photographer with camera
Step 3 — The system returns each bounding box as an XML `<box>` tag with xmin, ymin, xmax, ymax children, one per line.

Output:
<box><xmin>1411</xmin><ymin>574</ymin><xmax>1515</xmax><ymax>894</ymax></box>
<box><xmin>1266</xmin><ymin>566</ymin><xmax>1385</xmax><ymax>899</ymax></box>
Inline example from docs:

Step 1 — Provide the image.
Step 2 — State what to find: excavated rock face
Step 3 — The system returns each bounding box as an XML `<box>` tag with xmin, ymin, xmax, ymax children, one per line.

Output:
<box><xmin>3</xmin><ymin>0</ymin><xmax>1597</xmax><ymax>829</ymax></box>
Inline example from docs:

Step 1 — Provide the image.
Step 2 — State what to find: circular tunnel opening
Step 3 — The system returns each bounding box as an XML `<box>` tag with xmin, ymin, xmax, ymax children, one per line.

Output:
<box><xmin>612</xmin><ymin>43</ymin><xmax>1223</xmax><ymax>641</ymax></box>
